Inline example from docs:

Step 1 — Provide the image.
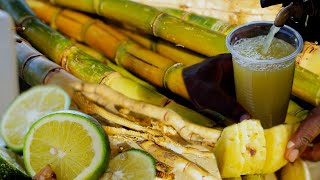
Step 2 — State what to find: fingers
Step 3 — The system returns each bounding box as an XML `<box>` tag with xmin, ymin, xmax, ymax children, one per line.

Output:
<box><xmin>300</xmin><ymin>143</ymin><xmax>320</xmax><ymax>161</ymax></box>
<box><xmin>285</xmin><ymin>106</ymin><xmax>320</xmax><ymax>162</ymax></box>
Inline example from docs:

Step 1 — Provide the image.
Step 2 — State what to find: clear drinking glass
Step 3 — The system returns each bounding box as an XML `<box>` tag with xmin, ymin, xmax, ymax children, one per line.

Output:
<box><xmin>226</xmin><ymin>21</ymin><xmax>303</xmax><ymax>128</ymax></box>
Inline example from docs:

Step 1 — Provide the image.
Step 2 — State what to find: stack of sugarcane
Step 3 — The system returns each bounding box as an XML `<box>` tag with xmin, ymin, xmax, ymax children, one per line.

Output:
<box><xmin>25</xmin><ymin>0</ymin><xmax>320</xmax><ymax>107</ymax></box>
<box><xmin>2</xmin><ymin>0</ymin><xmax>319</xmax><ymax>179</ymax></box>
<box><xmin>131</xmin><ymin>0</ymin><xmax>282</xmax><ymax>25</ymax></box>
<box><xmin>15</xmin><ymin>34</ymin><xmax>223</xmax><ymax>179</ymax></box>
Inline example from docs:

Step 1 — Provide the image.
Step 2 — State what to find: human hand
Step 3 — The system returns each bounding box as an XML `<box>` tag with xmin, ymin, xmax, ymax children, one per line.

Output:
<box><xmin>285</xmin><ymin>106</ymin><xmax>320</xmax><ymax>162</ymax></box>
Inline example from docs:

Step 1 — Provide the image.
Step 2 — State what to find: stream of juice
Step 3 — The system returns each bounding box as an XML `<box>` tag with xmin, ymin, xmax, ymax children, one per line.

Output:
<box><xmin>232</xmin><ymin>35</ymin><xmax>296</xmax><ymax>128</ymax></box>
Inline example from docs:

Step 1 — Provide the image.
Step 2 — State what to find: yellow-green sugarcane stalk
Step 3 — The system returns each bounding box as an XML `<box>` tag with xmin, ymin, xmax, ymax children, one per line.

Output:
<box><xmin>118</xmin><ymin>28</ymin><xmax>206</xmax><ymax>66</ymax></box>
<box><xmin>296</xmin><ymin>41</ymin><xmax>320</xmax><ymax>76</ymax></box>
<box><xmin>27</xmin><ymin>0</ymin><xmax>190</xmax><ymax>100</ymax></box>
<box><xmin>73</xmin><ymin>41</ymin><xmax>157</xmax><ymax>91</ymax></box>
<box><xmin>292</xmin><ymin>65</ymin><xmax>320</xmax><ymax>106</ymax></box>
<box><xmin>158</xmin><ymin>7</ymin><xmax>235</xmax><ymax>35</ymax></box>
<box><xmin>45</xmin><ymin>0</ymin><xmax>229</xmax><ymax>57</ymax></box>
<box><xmin>2</xmin><ymin>0</ymin><xmax>219</xmax><ymax>127</ymax></box>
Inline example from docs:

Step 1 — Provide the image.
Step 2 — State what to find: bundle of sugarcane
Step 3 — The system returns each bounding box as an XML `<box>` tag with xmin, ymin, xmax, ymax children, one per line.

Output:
<box><xmin>26</xmin><ymin>0</ymin><xmax>192</xmax><ymax>100</ymax></box>
<box><xmin>16</xmin><ymin>34</ymin><xmax>305</xmax><ymax>180</ymax></box>
<box><xmin>40</xmin><ymin>0</ymin><xmax>229</xmax><ymax>57</ymax></box>
<box><xmin>0</xmin><ymin>0</ymin><xmax>223</xmax><ymax>128</ymax></box>
<box><xmin>15</xmin><ymin>35</ymin><xmax>223</xmax><ymax>179</ymax></box>
<box><xmin>27</xmin><ymin>0</ymin><xmax>320</xmax><ymax>111</ymax></box>
<box><xmin>131</xmin><ymin>0</ymin><xmax>281</xmax><ymax>25</ymax></box>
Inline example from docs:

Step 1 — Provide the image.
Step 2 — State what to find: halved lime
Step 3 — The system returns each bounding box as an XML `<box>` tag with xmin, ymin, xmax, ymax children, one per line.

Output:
<box><xmin>105</xmin><ymin>149</ymin><xmax>156</xmax><ymax>180</ymax></box>
<box><xmin>0</xmin><ymin>147</ymin><xmax>30</xmax><ymax>179</ymax></box>
<box><xmin>280</xmin><ymin>158</ymin><xmax>311</xmax><ymax>180</ymax></box>
<box><xmin>23</xmin><ymin>110</ymin><xmax>110</xmax><ymax>180</ymax></box>
<box><xmin>1</xmin><ymin>85</ymin><xmax>71</xmax><ymax>152</ymax></box>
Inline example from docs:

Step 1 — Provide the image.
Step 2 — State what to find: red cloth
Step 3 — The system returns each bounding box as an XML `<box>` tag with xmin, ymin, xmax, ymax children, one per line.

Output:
<box><xmin>183</xmin><ymin>53</ymin><xmax>248</xmax><ymax>121</ymax></box>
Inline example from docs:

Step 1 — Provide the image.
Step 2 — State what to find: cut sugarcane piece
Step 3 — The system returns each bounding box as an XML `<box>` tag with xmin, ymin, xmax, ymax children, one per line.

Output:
<box><xmin>296</xmin><ymin>42</ymin><xmax>320</xmax><ymax>76</ymax></box>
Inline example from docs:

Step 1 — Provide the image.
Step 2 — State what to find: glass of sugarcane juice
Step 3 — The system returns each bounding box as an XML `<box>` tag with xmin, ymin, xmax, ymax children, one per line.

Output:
<box><xmin>226</xmin><ymin>22</ymin><xmax>303</xmax><ymax>128</ymax></box>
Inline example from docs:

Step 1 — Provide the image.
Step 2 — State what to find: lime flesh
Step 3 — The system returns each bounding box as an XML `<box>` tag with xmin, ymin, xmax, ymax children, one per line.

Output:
<box><xmin>23</xmin><ymin>110</ymin><xmax>110</xmax><ymax>180</ymax></box>
<box><xmin>107</xmin><ymin>149</ymin><xmax>156</xmax><ymax>180</ymax></box>
<box><xmin>1</xmin><ymin>85</ymin><xmax>71</xmax><ymax>152</ymax></box>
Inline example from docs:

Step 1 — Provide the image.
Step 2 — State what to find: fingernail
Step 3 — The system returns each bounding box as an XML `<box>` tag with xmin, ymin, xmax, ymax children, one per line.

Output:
<box><xmin>287</xmin><ymin>141</ymin><xmax>295</xmax><ymax>149</ymax></box>
<box><xmin>288</xmin><ymin>149</ymin><xmax>299</xmax><ymax>162</ymax></box>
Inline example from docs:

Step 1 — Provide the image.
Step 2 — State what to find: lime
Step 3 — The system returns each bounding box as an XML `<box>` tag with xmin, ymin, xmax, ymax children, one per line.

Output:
<box><xmin>105</xmin><ymin>149</ymin><xmax>156</xmax><ymax>180</ymax></box>
<box><xmin>23</xmin><ymin>110</ymin><xmax>110</xmax><ymax>180</ymax></box>
<box><xmin>0</xmin><ymin>147</ymin><xmax>30</xmax><ymax>179</ymax></box>
<box><xmin>280</xmin><ymin>158</ymin><xmax>311</xmax><ymax>180</ymax></box>
<box><xmin>1</xmin><ymin>85</ymin><xmax>71</xmax><ymax>152</ymax></box>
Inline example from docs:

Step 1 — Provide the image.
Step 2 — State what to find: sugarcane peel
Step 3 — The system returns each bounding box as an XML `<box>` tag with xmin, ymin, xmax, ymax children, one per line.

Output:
<box><xmin>71</xmin><ymin>82</ymin><xmax>222</xmax><ymax>144</ymax></box>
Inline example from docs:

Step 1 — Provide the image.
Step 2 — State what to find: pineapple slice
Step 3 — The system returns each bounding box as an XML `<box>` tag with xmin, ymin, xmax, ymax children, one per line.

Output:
<box><xmin>214</xmin><ymin>123</ymin><xmax>243</xmax><ymax>178</ymax></box>
<box><xmin>238</xmin><ymin>120</ymin><xmax>266</xmax><ymax>175</ymax></box>
<box><xmin>262</xmin><ymin>124</ymin><xmax>294</xmax><ymax>174</ymax></box>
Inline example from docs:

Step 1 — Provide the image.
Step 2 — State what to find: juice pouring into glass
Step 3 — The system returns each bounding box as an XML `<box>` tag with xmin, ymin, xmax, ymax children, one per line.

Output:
<box><xmin>226</xmin><ymin>22</ymin><xmax>303</xmax><ymax>128</ymax></box>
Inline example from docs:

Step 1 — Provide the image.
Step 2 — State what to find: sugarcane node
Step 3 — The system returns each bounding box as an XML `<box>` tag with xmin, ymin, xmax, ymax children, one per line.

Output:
<box><xmin>181</xmin><ymin>11</ymin><xmax>192</xmax><ymax>21</ymax></box>
<box><xmin>59</xmin><ymin>45</ymin><xmax>78</xmax><ymax>70</ymax></box>
<box><xmin>92</xmin><ymin>0</ymin><xmax>103</xmax><ymax>16</ymax></box>
<box><xmin>162</xmin><ymin>62</ymin><xmax>184</xmax><ymax>90</ymax></box>
<box><xmin>43</xmin><ymin>67</ymin><xmax>66</xmax><ymax>85</ymax></box>
<box><xmin>80</xmin><ymin>19</ymin><xmax>97</xmax><ymax>42</ymax></box>
<box><xmin>16</xmin><ymin>15</ymin><xmax>36</xmax><ymax>29</ymax></box>
<box><xmin>99</xmin><ymin>71</ymin><xmax>121</xmax><ymax>85</ymax></box>
<box><xmin>152</xmin><ymin>12</ymin><xmax>166</xmax><ymax>37</ymax></box>
<box><xmin>50</xmin><ymin>8</ymin><xmax>62</xmax><ymax>30</ymax></box>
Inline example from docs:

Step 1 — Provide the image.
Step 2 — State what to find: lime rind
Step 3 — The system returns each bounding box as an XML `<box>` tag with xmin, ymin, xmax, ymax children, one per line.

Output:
<box><xmin>0</xmin><ymin>85</ymin><xmax>71</xmax><ymax>152</ymax></box>
<box><xmin>0</xmin><ymin>147</ymin><xmax>30</xmax><ymax>179</ymax></box>
<box><xmin>23</xmin><ymin>110</ymin><xmax>110</xmax><ymax>180</ymax></box>
<box><xmin>108</xmin><ymin>149</ymin><xmax>156</xmax><ymax>180</ymax></box>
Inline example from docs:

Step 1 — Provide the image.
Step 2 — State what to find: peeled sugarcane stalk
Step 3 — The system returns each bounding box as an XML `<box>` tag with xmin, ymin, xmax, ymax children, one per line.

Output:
<box><xmin>72</xmin><ymin>82</ymin><xmax>222</xmax><ymax>145</ymax></box>
<box><xmin>157</xmin><ymin>7</ymin><xmax>235</xmax><ymax>35</ymax></box>
<box><xmin>118</xmin><ymin>28</ymin><xmax>205</xmax><ymax>66</ymax></box>
<box><xmin>73</xmin><ymin>41</ymin><xmax>157</xmax><ymax>91</ymax></box>
<box><xmin>1</xmin><ymin>0</ymin><xmax>217</xmax><ymax>127</ymax></box>
<box><xmin>28</xmin><ymin>0</ymin><xmax>191</xmax><ymax>99</ymax></box>
<box><xmin>103</xmin><ymin>126</ymin><xmax>213</xmax><ymax>158</ymax></box>
<box><xmin>140</xmin><ymin>141</ymin><xmax>219</xmax><ymax>180</ymax></box>
<box><xmin>45</xmin><ymin>0</ymin><xmax>229</xmax><ymax>57</ymax></box>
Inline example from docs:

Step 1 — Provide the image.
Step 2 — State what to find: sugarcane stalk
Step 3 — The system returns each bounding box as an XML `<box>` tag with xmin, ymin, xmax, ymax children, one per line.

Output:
<box><xmin>140</xmin><ymin>141</ymin><xmax>218</xmax><ymax>180</ymax></box>
<box><xmin>72</xmin><ymin>82</ymin><xmax>222</xmax><ymax>145</ymax></box>
<box><xmin>158</xmin><ymin>7</ymin><xmax>235</xmax><ymax>35</ymax></box>
<box><xmin>46</xmin><ymin>0</ymin><xmax>229</xmax><ymax>57</ymax></box>
<box><xmin>292</xmin><ymin>65</ymin><xmax>320</xmax><ymax>106</ymax></box>
<box><xmin>17</xmin><ymin>36</ymin><xmax>222</xmax><ymax>179</ymax></box>
<box><xmin>28</xmin><ymin>0</ymin><xmax>191</xmax><ymax>99</ymax></box>
<box><xmin>119</xmin><ymin>28</ymin><xmax>206</xmax><ymax>66</ymax></box>
<box><xmin>73</xmin><ymin>41</ymin><xmax>157</xmax><ymax>90</ymax></box>
<box><xmin>2</xmin><ymin>0</ymin><xmax>219</xmax><ymax>127</ymax></box>
<box><xmin>103</xmin><ymin>126</ymin><xmax>214</xmax><ymax>158</ymax></box>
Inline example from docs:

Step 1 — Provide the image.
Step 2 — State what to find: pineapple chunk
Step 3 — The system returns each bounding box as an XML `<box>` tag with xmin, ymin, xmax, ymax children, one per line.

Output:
<box><xmin>238</xmin><ymin>120</ymin><xmax>266</xmax><ymax>175</ymax></box>
<box><xmin>262</xmin><ymin>124</ymin><xmax>294</xmax><ymax>174</ymax></box>
<box><xmin>214</xmin><ymin>123</ymin><xmax>243</xmax><ymax>178</ymax></box>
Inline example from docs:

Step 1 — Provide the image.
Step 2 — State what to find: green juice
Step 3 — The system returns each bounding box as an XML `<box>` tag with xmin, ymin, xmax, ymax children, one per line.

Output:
<box><xmin>232</xmin><ymin>35</ymin><xmax>296</xmax><ymax>128</ymax></box>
